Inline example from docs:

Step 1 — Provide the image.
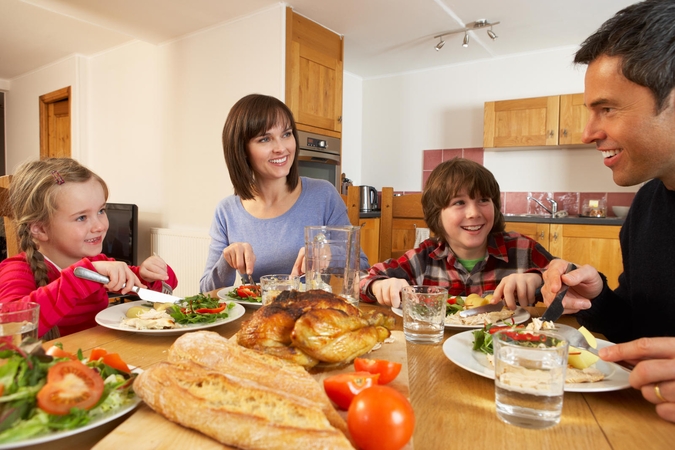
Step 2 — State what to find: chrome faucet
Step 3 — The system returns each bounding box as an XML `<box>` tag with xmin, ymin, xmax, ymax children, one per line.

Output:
<box><xmin>527</xmin><ymin>196</ymin><xmax>558</xmax><ymax>216</ymax></box>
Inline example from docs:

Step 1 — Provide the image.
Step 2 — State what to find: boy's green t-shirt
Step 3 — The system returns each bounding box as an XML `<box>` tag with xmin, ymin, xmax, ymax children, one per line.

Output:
<box><xmin>457</xmin><ymin>258</ymin><xmax>483</xmax><ymax>272</ymax></box>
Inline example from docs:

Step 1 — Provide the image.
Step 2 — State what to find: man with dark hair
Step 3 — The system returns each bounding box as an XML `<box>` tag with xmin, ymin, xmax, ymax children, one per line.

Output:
<box><xmin>542</xmin><ymin>0</ymin><xmax>675</xmax><ymax>422</ymax></box>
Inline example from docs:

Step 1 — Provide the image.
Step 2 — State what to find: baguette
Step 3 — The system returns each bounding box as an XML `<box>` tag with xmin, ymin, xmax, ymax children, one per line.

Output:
<box><xmin>134</xmin><ymin>360</ymin><xmax>354</xmax><ymax>450</ymax></box>
<box><xmin>167</xmin><ymin>331</ymin><xmax>349</xmax><ymax>437</ymax></box>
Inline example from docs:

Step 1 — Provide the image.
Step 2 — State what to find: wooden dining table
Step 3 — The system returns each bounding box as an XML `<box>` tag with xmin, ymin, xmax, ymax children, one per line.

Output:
<box><xmin>20</xmin><ymin>298</ymin><xmax>675</xmax><ymax>450</ymax></box>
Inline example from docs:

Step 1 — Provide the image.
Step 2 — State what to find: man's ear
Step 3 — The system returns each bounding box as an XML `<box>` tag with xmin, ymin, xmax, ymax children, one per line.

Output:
<box><xmin>30</xmin><ymin>223</ymin><xmax>49</xmax><ymax>242</ymax></box>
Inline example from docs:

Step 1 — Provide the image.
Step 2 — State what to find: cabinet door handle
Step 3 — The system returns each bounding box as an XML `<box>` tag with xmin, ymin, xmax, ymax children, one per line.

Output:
<box><xmin>548</xmin><ymin>130</ymin><xmax>554</xmax><ymax>138</ymax></box>
<box><xmin>552</xmin><ymin>232</ymin><xmax>558</xmax><ymax>241</ymax></box>
<box><xmin>561</xmin><ymin>129</ymin><xmax>568</xmax><ymax>137</ymax></box>
<box><xmin>539</xmin><ymin>231</ymin><xmax>545</xmax><ymax>240</ymax></box>
<box><xmin>338</xmin><ymin>116</ymin><xmax>342</xmax><ymax>123</ymax></box>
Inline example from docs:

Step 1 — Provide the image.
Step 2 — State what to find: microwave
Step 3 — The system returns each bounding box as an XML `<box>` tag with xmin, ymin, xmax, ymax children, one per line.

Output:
<box><xmin>296</xmin><ymin>130</ymin><xmax>341</xmax><ymax>190</ymax></box>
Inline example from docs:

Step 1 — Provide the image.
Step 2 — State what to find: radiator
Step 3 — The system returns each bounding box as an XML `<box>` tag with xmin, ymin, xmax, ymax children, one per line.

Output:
<box><xmin>150</xmin><ymin>228</ymin><xmax>211</xmax><ymax>297</ymax></box>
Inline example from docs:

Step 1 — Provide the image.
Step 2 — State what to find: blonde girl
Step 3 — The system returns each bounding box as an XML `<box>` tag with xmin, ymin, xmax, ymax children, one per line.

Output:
<box><xmin>0</xmin><ymin>158</ymin><xmax>177</xmax><ymax>338</ymax></box>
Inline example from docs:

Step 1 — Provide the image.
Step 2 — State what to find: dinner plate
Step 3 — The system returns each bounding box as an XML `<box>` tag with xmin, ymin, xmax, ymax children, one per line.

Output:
<box><xmin>95</xmin><ymin>300</ymin><xmax>245</xmax><ymax>335</ymax></box>
<box><xmin>0</xmin><ymin>368</ymin><xmax>143</xmax><ymax>449</ymax></box>
<box><xmin>443</xmin><ymin>330</ymin><xmax>631</xmax><ymax>393</ymax></box>
<box><xmin>217</xmin><ymin>286</ymin><xmax>263</xmax><ymax>308</ymax></box>
<box><xmin>390</xmin><ymin>306</ymin><xmax>530</xmax><ymax>330</ymax></box>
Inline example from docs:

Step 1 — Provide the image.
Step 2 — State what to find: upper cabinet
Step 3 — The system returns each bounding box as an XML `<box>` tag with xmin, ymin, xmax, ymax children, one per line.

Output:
<box><xmin>285</xmin><ymin>8</ymin><xmax>344</xmax><ymax>136</ymax></box>
<box><xmin>483</xmin><ymin>93</ymin><xmax>589</xmax><ymax>148</ymax></box>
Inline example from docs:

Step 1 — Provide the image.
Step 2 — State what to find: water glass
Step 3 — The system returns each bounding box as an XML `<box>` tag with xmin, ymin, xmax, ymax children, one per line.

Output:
<box><xmin>0</xmin><ymin>302</ymin><xmax>40</xmax><ymax>346</ymax></box>
<box><xmin>401</xmin><ymin>286</ymin><xmax>446</xmax><ymax>344</ymax></box>
<box><xmin>260</xmin><ymin>274</ymin><xmax>300</xmax><ymax>305</ymax></box>
<box><xmin>493</xmin><ymin>330</ymin><xmax>569</xmax><ymax>429</ymax></box>
<box><xmin>305</xmin><ymin>226</ymin><xmax>360</xmax><ymax>307</ymax></box>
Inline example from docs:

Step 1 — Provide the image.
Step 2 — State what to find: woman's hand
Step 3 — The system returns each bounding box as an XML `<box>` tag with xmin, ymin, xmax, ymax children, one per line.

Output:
<box><xmin>223</xmin><ymin>242</ymin><xmax>256</xmax><ymax>277</ymax></box>
<box><xmin>541</xmin><ymin>260</ymin><xmax>599</xmax><ymax>313</ymax></box>
<box><xmin>600</xmin><ymin>337</ymin><xmax>675</xmax><ymax>423</ymax></box>
<box><xmin>291</xmin><ymin>247</ymin><xmax>305</xmax><ymax>276</ymax></box>
<box><xmin>370</xmin><ymin>278</ymin><xmax>410</xmax><ymax>308</ymax></box>
<box><xmin>138</xmin><ymin>255</ymin><xmax>169</xmax><ymax>282</ymax></box>
<box><xmin>91</xmin><ymin>261</ymin><xmax>143</xmax><ymax>294</ymax></box>
<box><xmin>492</xmin><ymin>272</ymin><xmax>543</xmax><ymax>309</ymax></box>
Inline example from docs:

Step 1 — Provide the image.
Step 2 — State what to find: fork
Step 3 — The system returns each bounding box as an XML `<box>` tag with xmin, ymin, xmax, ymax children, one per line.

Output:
<box><xmin>554</xmin><ymin>324</ymin><xmax>633</xmax><ymax>371</ymax></box>
<box><xmin>241</xmin><ymin>272</ymin><xmax>255</xmax><ymax>285</ymax></box>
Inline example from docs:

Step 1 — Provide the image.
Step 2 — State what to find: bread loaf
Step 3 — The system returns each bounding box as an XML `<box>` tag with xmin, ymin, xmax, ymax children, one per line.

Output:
<box><xmin>134</xmin><ymin>331</ymin><xmax>353</xmax><ymax>450</ymax></box>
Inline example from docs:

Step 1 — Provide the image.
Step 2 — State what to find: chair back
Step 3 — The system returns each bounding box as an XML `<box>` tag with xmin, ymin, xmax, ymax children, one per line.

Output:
<box><xmin>0</xmin><ymin>175</ymin><xmax>20</xmax><ymax>258</ymax></box>
<box><xmin>379</xmin><ymin>187</ymin><xmax>428</xmax><ymax>260</ymax></box>
<box><xmin>340</xmin><ymin>185</ymin><xmax>360</xmax><ymax>226</ymax></box>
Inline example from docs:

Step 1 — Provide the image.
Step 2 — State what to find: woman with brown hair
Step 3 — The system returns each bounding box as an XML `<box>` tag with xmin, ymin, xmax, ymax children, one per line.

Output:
<box><xmin>200</xmin><ymin>94</ymin><xmax>367</xmax><ymax>292</ymax></box>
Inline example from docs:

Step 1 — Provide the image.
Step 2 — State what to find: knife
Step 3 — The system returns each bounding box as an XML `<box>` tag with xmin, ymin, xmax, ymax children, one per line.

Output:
<box><xmin>459</xmin><ymin>300</ymin><xmax>505</xmax><ymax>318</ymax></box>
<box><xmin>540</xmin><ymin>263</ymin><xmax>577</xmax><ymax>322</ymax></box>
<box><xmin>74</xmin><ymin>267</ymin><xmax>182</xmax><ymax>303</ymax></box>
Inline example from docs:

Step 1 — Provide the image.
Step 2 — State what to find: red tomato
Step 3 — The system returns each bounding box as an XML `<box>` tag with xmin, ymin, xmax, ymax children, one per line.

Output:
<box><xmin>353</xmin><ymin>358</ymin><xmax>402</xmax><ymax>385</ymax></box>
<box><xmin>348</xmin><ymin>385</ymin><xmax>415</xmax><ymax>450</ymax></box>
<box><xmin>88</xmin><ymin>347</ymin><xmax>108</xmax><ymax>361</ymax></box>
<box><xmin>101</xmin><ymin>352</ymin><xmax>131</xmax><ymax>373</ymax></box>
<box><xmin>447</xmin><ymin>296</ymin><xmax>458</xmax><ymax>305</ymax></box>
<box><xmin>37</xmin><ymin>361</ymin><xmax>105</xmax><ymax>415</ymax></box>
<box><xmin>323</xmin><ymin>372</ymin><xmax>379</xmax><ymax>410</ymax></box>
<box><xmin>45</xmin><ymin>346</ymin><xmax>77</xmax><ymax>360</ymax></box>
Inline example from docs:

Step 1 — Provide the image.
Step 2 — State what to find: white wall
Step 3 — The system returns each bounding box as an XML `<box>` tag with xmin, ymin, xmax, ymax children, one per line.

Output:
<box><xmin>341</xmin><ymin>71</ymin><xmax>363</xmax><ymax>185</ymax></box>
<box><xmin>6</xmin><ymin>5</ymin><xmax>286</xmax><ymax>261</ymax></box>
<box><xmin>358</xmin><ymin>47</ymin><xmax>638</xmax><ymax>194</ymax></box>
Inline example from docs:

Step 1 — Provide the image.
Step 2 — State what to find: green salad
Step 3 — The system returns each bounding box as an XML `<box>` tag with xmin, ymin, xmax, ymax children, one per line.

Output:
<box><xmin>0</xmin><ymin>339</ymin><xmax>137</xmax><ymax>444</ymax></box>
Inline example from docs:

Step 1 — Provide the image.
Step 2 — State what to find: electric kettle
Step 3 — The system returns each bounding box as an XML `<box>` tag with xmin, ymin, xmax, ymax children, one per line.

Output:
<box><xmin>359</xmin><ymin>186</ymin><xmax>379</xmax><ymax>212</ymax></box>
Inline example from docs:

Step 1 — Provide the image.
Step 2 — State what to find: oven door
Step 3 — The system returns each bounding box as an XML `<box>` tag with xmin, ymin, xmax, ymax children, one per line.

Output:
<box><xmin>297</xmin><ymin>149</ymin><xmax>340</xmax><ymax>189</ymax></box>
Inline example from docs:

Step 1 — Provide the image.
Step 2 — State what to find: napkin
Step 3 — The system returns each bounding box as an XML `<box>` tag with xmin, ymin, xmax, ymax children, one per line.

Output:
<box><xmin>414</xmin><ymin>227</ymin><xmax>431</xmax><ymax>248</ymax></box>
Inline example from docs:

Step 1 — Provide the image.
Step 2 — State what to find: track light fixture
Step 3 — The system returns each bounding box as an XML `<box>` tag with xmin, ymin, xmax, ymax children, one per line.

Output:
<box><xmin>434</xmin><ymin>19</ymin><xmax>500</xmax><ymax>49</ymax></box>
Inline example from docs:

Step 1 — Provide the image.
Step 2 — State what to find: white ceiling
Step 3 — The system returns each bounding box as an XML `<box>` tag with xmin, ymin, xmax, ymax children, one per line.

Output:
<box><xmin>1</xmin><ymin>0</ymin><xmax>637</xmax><ymax>81</ymax></box>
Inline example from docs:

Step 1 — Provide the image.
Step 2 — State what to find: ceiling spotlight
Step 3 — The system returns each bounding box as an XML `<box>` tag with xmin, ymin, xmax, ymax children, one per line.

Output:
<box><xmin>462</xmin><ymin>32</ymin><xmax>470</xmax><ymax>47</ymax></box>
<box><xmin>433</xmin><ymin>19</ymin><xmax>500</xmax><ymax>50</ymax></box>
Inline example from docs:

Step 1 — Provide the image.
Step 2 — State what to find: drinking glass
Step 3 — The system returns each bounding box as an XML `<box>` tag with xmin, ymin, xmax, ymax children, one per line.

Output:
<box><xmin>260</xmin><ymin>274</ymin><xmax>300</xmax><ymax>305</ymax></box>
<box><xmin>401</xmin><ymin>285</ymin><xmax>446</xmax><ymax>344</ymax></box>
<box><xmin>0</xmin><ymin>302</ymin><xmax>40</xmax><ymax>346</ymax></box>
<box><xmin>493</xmin><ymin>329</ymin><xmax>569</xmax><ymax>429</ymax></box>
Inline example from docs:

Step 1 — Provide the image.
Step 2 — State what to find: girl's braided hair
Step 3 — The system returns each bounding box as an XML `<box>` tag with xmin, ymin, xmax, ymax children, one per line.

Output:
<box><xmin>9</xmin><ymin>158</ymin><xmax>108</xmax><ymax>287</ymax></box>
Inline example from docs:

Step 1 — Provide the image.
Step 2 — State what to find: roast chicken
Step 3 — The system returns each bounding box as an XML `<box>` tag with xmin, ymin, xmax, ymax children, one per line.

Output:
<box><xmin>237</xmin><ymin>289</ymin><xmax>394</xmax><ymax>369</ymax></box>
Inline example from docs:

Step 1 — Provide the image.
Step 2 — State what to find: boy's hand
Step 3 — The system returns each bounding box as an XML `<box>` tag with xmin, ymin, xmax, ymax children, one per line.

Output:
<box><xmin>370</xmin><ymin>278</ymin><xmax>410</xmax><ymax>308</ymax></box>
<box><xmin>492</xmin><ymin>272</ymin><xmax>543</xmax><ymax>310</ymax></box>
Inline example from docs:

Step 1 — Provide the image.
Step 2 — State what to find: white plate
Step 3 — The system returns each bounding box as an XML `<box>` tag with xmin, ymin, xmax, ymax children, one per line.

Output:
<box><xmin>442</xmin><ymin>330</ymin><xmax>631</xmax><ymax>393</ymax></box>
<box><xmin>0</xmin><ymin>368</ymin><xmax>143</xmax><ymax>449</ymax></box>
<box><xmin>217</xmin><ymin>286</ymin><xmax>263</xmax><ymax>308</ymax></box>
<box><xmin>390</xmin><ymin>306</ymin><xmax>530</xmax><ymax>330</ymax></box>
<box><xmin>95</xmin><ymin>300</ymin><xmax>246</xmax><ymax>335</ymax></box>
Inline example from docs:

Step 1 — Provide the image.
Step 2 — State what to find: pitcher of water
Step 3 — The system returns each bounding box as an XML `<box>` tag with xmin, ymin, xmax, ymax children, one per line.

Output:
<box><xmin>305</xmin><ymin>225</ymin><xmax>361</xmax><ymax>306</ymax></box>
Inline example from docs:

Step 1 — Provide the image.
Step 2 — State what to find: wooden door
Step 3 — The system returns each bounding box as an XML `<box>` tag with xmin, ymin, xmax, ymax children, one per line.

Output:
<box><xmin>548</xmin><ymin>224</ymin><xmax>622</xmax><ymax>289</ymax></box>
<box><xmin>504</xmin><ymin>221</ymin><xmax>550</xmax><ymax>250</ymax></box>
<box><xmin>483</xmin><ymin>96</ymin><xmax>559</xmax><ymax>148</ymax></box>
<box><xmin>285</xmin><ymin>8</ymin><xmax>343</xmax><ymax>135</ymax></box>
<box><xmin>39</xmin><ymin>87</ymin><xmax>71</xmax><ymax>159</ymax></box>
<box><xmin>359</xmin><ymin>217</ymin><xmax>380</xmax><ymax>265</ymax></box>
<box><xmin>559</xmin><ymin>93</ymin><xmax>589</xmax><ymax>145</ymax></box>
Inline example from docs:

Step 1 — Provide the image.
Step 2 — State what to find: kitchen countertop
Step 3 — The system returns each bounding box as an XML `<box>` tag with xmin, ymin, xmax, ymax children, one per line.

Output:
<box><xmin>504</xmin><ymin>214</ymin><xmax>624</xmax><ymax>225</ymax></box>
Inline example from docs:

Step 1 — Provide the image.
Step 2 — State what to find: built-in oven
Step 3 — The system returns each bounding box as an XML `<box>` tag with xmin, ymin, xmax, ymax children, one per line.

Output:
<box><xmin>296</xmin><ymin>130</ymin><xmax>341</xmax><ymax>190</ymax></box>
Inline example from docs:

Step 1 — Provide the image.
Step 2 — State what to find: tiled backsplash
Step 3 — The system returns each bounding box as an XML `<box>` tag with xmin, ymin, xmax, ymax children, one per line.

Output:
<box><xmin>420</xmin><ymin>149</ymin><xmax>635</xmax><ymax>218</ymax></box>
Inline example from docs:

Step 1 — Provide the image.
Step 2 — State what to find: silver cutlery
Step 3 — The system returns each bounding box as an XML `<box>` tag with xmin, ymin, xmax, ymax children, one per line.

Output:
<box><xmin>74</xmin><ymin>267</ymin><xmax>182</xmax><ymax>303</ymax></box>
<box><xmin>459</xmin><ymin>300</ymin><xmax>505</xmax><ymax>317</ymax></box>
<box><xmin>241</xmin><ymin>272</ymin><xmax>255</xmax><ymax>285</ymax></box>
<box><xmin>553</xmin><ymin>323</ymin><xmax>633</xmax><ymax>371</ymax></box>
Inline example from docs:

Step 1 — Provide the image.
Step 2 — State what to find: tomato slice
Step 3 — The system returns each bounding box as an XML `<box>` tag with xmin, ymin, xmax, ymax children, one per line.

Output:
<box><xmin>236</xmin><ymin>285</ymin><xmax>260</xmax><ymax>298</ymax></box>
<box><xmin>323</xmin><ymin>372</ymin><xmax>379</xmax><ymax>410</ymax></box>
<box><xmin>37</xmin><ymin>361</ymin><xmax>105</xmax><ymax>415</ymax></box>
<box><xmin>353</xmin><ymin>358</ymin><xmax>402</xmax><ymax>385</ymax></box>
<box><xmin>88</xmin><ymin>347</ymin><xmax>108</xmax><ymax>361</ymax></box>
<box><xmin>101</xmin><ymin>352</ymin><xmax>131</xmax><ymax>373</ymax></box>
<box><xmin>45</xmin><ymin>346</ymin><xmax>77</xmax><ymax>360</ymax></box>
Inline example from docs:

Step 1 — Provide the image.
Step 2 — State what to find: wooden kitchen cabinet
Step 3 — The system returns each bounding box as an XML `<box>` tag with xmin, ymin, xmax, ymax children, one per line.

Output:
<box><xmin>360</xmin><ymin>217</ymin><xmax>380</xmax><ymax>265</ymax></box>
<box><xmin>484</xmin><ymin>93</ymin><xmax>588</xmax><ymax>148</ymax></box>
<box><xmin>285</xmin><ymin>8</ymin><xmax>343</xmax><ymax>136</ymax></box>
<box><xmin>505</xmin><ymin>221</ymin><xmax>622</xmax><ymax>289</ymax></box>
